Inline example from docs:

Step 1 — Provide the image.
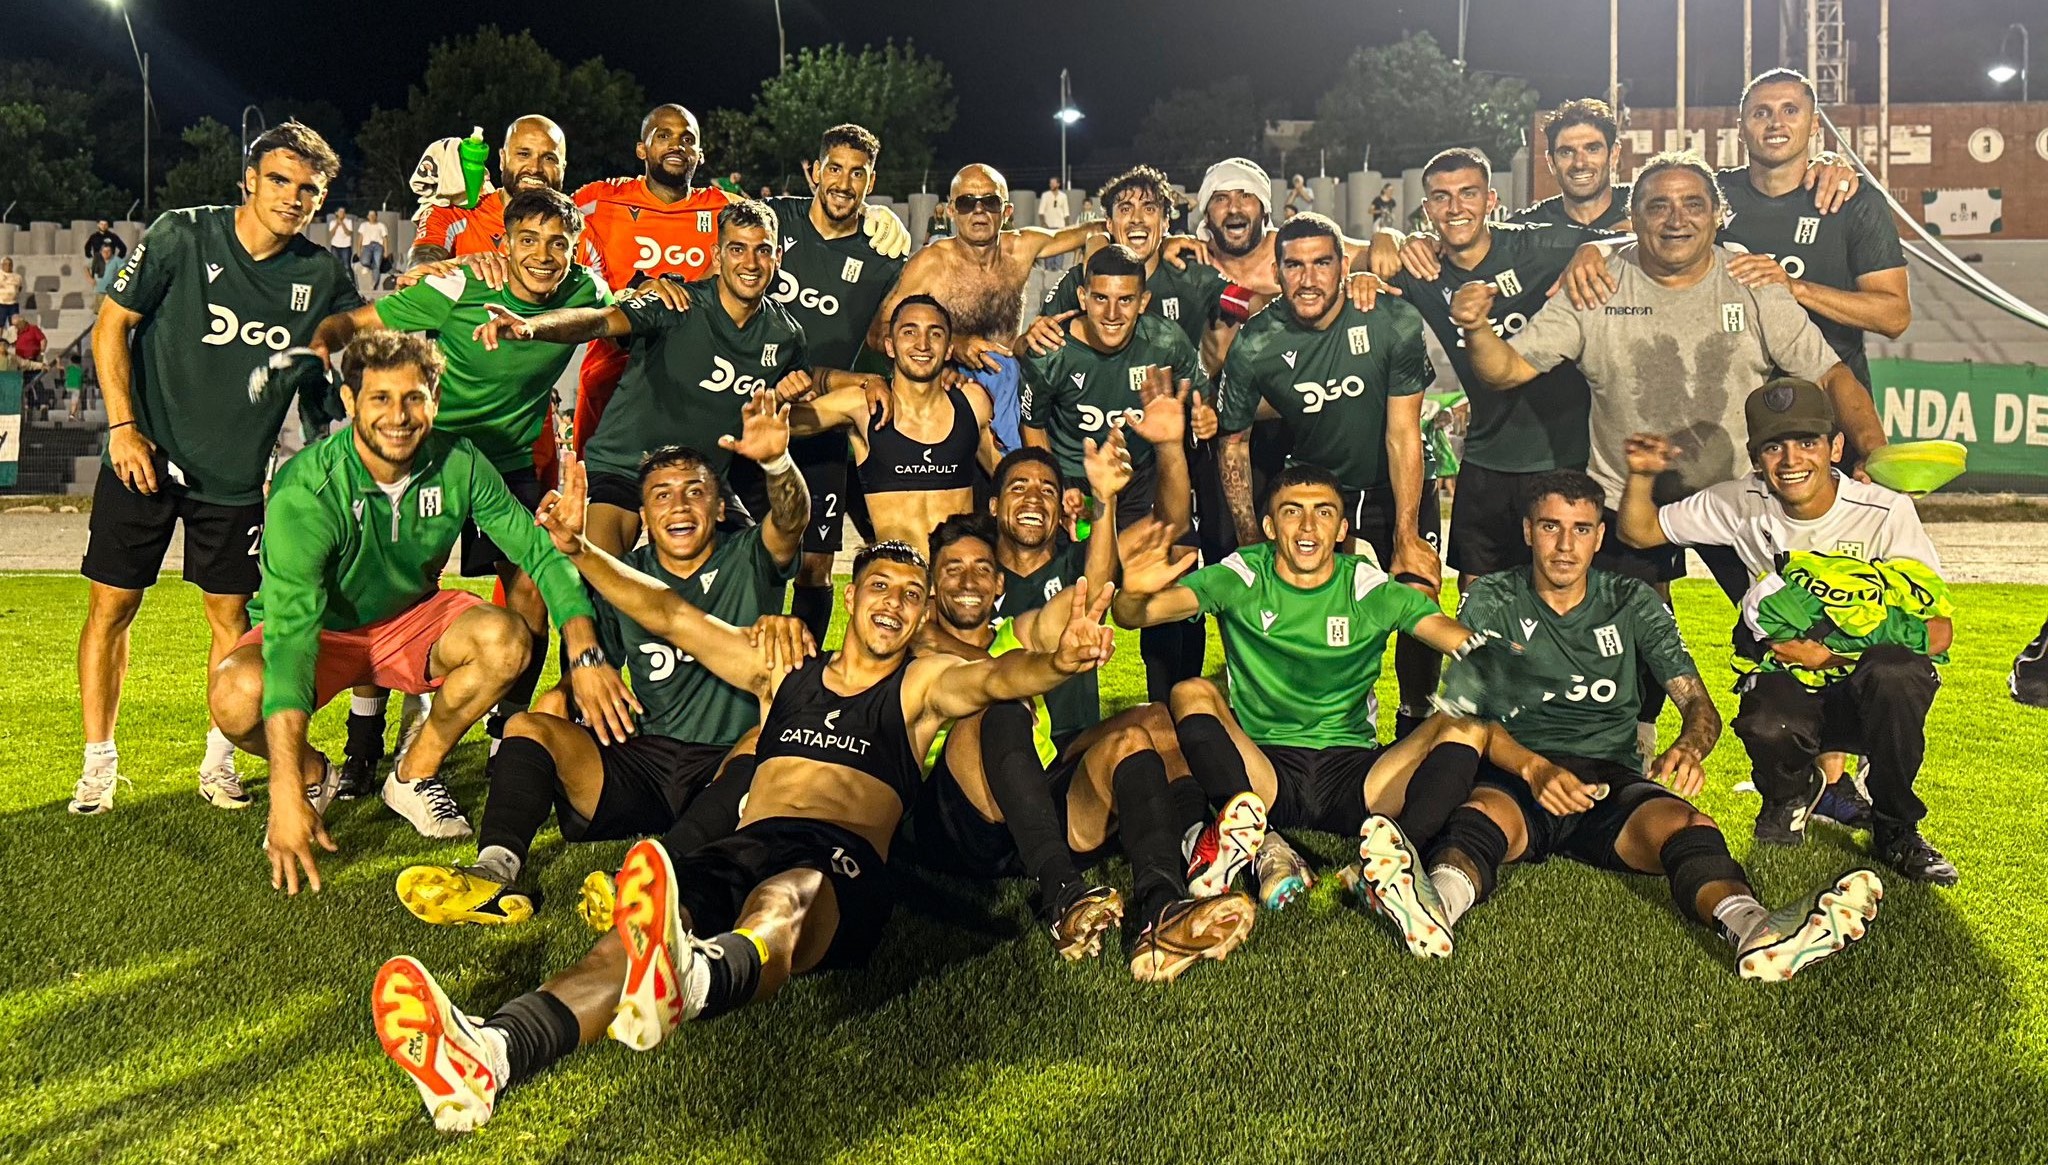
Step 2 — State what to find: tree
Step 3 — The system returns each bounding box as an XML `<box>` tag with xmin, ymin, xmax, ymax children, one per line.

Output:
<box><xmin>354</xmin><ymin>26</ymin><xmax>645</xmax><ymax>211</ymax></box>
<box><xmin>0</xmin><ymin>61</ymin><xmax>126</xmax><ymax>222</ymax></box>
<box><xmin>710</xmin><ymin>42</ymin><xmax>956</xmax><ymax>195</ymax></box>
<box><xmin>157</xmin><ymin>118</ymin><xmax>241</xmax><ymax>210</ymax></box>
<box><xmin>1307</xmin><ymin>31</ymin><xmax>1539</xmax><ymax>175</ymax></box>
<box><xmin>1130</xmin><ymin>76</ymin><xmax>1270</xmax><ymax>182</ymax></box>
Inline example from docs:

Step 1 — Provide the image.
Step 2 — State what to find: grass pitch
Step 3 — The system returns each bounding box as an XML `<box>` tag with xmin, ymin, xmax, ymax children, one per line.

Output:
<box><xmin>1</xmin><ymin>574</ymin><xmax>2044</xmax><ymax>1164</ymax></box>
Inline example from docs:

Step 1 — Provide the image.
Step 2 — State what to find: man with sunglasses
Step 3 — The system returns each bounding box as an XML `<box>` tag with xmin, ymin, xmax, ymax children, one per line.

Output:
<box><xmin>871</xmin><ymin>165</ymin><xmax>1099</xmax><ymax>451</ymax></box>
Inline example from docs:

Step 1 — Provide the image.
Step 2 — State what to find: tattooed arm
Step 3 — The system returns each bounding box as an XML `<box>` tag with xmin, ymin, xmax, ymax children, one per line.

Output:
<box><xmin>1647</xmin><ymin>673</ymin><xmax>1722</xmax><ymax>797</ymax></box>
<box><xmin>1220</xmin><ymin>428</ymin><xmax>1261</xmax><ymax>545</ymax></box>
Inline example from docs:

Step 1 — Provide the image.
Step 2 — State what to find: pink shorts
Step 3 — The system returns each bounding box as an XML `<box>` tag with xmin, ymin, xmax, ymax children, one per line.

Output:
<box><xmin>239</xmin><ymin>589</ymin><xmax>484</xmax><ymax>711</ymax></box>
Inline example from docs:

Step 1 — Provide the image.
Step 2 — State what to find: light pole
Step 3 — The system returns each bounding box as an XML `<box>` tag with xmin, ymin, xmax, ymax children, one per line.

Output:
<box><xmin>1988</xmin><ymin>23</ymin><xmax>2029</xmax><ymax>103</ymax></box>
<box><xmin>1455</xmin><ymin>0</ymin><xmax>1469</xmax><ymax>69</ymax></box>
<box><xmin>1055</xmin><ymin>69</ymin><xmax>1082</xmax><ymax>198</ymax></box>
<box><xmin>772</xmin><ymin>0</ymin><xmax>786</xmax><ymax>74</ymax></box>
<box><xmin>240</xmin><ymin>105</ymin><xmax>266</xmax><ymax>172</ymax></box>
<box><xmin>105</xmin><ymin>0</ymin><xmax>154</xmax><ymax>218</ymax></box>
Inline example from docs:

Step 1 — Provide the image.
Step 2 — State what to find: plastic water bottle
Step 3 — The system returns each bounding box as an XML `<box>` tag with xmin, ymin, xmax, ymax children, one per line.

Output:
<box><xmin>458</xmin><ymin>126</ymin><xmax>489</xmax><ymax>210</ymax></box>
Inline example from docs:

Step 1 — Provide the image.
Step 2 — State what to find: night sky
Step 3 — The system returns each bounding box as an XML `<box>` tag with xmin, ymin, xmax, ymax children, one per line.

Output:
<box><xmin>11</xmin><ymin>0</ymin><xmax>2041</xmax><ymax>188</ymax></box>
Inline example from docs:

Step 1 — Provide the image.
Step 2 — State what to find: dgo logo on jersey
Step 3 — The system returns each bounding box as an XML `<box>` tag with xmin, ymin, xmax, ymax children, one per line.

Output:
<box><xmin>1293</xmin><ymin>374</ymin><xmax>1370</xmax><ymax>414</ymax></box>
<box><xmin>698</xmin><ymin>354</ymin><xmax>768</xmax><ymax>396</ymax></box>
<box><xmin>633</xmin><ymin>235</ymin><xmax>708</xmax><ymax>272</ymax></box>
<box><xmin>770</xmin><ymin>269</ymin><xmax>840</xmax><ymax>316</ymax></box>
<box><xmin>202</xmin><ymin>303</ymin><xmax>292</xmax><ymax>350</ymax></box>
<box><xmin>1075</xmin><ymin>403</ymin><xmax>1144</xmax><ymax>432</ymax></box>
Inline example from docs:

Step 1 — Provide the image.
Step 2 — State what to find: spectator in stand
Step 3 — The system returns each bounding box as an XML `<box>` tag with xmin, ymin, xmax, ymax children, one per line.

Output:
<box><xmin>1371</xmin><ymin>182</ymin><xmax>1399</xmax><ymax>228</ymax></box>
<box><xmin>356</xmin><ymin>211</ymin><xmax>390</xmax><ymax>288</ymax></box>
<box><xmin>0</xmin><ymin>258</ymin><xmax>21</xmax><ymax>328</ymax></box>
<box><xmin>93</xmin><ymin>244</ymin><xmax>124</xmax><ymax>307</ymax></box>
<box><xmin>1080</xmin><ymin>195</ymin><xmax>1102</xmax><ymax>224</ymax></box>
<box><xmin>1284</xmin><ymin>174</ymin><xmax>1314</xmax><ymax>219</ymax></box>
<box><xmin>0</xmin><ymin>336</ymin><xmax>44</xmax><ymax>374</ymax></box>
<box><xmin>83</xmin><ymin>220</ymin><xmax>128</xmax><ymax>264</ymax></box>
<box><xmin>11</xmin><ymin>315</ymin><xmax>45</xmax><ymax>364</ymax></box>
<box><xmin>63</xmin><ymin>351</ymin><xmax>85</xmax><ymax>419</ymax></box>
<box><xmin>328</xmin><ymin>205</ymin><xmax>356</xmax><ymax>270</ymax></box>
<box><xmin>1038</xmin><ymin>176</ymin><xmax>1074</xmax><ymax>271</ymax></box>
<box><xmin>926</xmin><ymin>200</ymin><xmax>950</xmax><ymax>240</ymax></box>
<box><xmin>714</xmin><ymin>170</ymin><xmax>744</xmax><ymax>197</ymax></box>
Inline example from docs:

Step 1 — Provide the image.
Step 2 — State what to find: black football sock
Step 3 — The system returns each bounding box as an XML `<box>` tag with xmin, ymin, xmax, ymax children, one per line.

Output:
<box><xmin>1140</xmin><ymin>623</ymin><xmax>1206</xmax><ymax>704</ymax></box>
<box><xmin>475</xmin><ymin>737</ymin><xmax>560</xmax><ymax>879</ymax></box>
<box><xmin>1166</xmin><ymin>775</ymin><xmax>1210</xmax><ymax>837</ymax></box>
<box><xmin>1112</xmin><ymin>751</ymin><xmax>1182</xmax><ymax>925</ymax></box>
<box><xmin>661</xmin><ymin>757</ymin><xmax>757</xmax><ymax>858</ymax></box>
<box><xmin>696</xmin><ymin>931</ymin><xmax>767</xmax><ymax>1021</ymax></box>
<box><xmin>486</xmin><ymin>990</ymin><xmax>582</xmax><ymax>1085</ymax></box>
<box><xmin>1394</xmin><ymin>632</ymin><xmax>1441</xmax><ymax>728</ymax></box>
<box><xmin>979</xmin><ymin>702</ymin><xmax>1081</xmax><ymax>908</ymax></box>
<box><xmin>791</xmin><ymin>584</ymin><xmax>834</xmax><ymax>646</ymax></box>
<box><xmin>1394</xmin><ymin>742</ymin><xmax>1480</xmax><ymax>847</ymax></box>
<box><xmin>345</xmin><ymin>695</ymin><xmax>388</xmax><ymax>761</ymax></box>
<box><xmin>1172</xmin><ymin>714</ymin><xmax>1254</xmax><ymax>807</ymax></box>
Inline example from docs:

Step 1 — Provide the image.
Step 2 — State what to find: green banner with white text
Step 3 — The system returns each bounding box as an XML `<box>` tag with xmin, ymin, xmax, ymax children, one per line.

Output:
<box><xmin>1869</xmin><ymin>358</ymin><xmax>2048</xmax><ymax>491</ymax></box>
<box><xmin>0</xmin><ymin>371</ymin><xmax>20</xmax><ymax>489</ymax></box>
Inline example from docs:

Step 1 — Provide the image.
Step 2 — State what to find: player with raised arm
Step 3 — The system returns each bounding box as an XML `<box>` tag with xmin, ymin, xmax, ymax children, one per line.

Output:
<box><xmin>71</xmin><ymin>121</ymin><xmax>363</xmax><ymax>817</ymax></box>
<box><xmin>1355</xmin><ymin>469</ymin><xmax>1884</xmax><ymax>980</ymax></box>
<box><xmin>368</xmin><ymin>451</ymin><xmax>1119</xmax><ymax>1132</ymax></box>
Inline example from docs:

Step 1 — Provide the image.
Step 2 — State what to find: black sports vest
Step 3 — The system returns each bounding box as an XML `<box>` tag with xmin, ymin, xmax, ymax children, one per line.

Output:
<box><xmin>859</xmin><ymin>385</ymin><xmax>978</xmax><ymax>494</ymax></box>
<box><xmin>758</xmin><ymin>654</ymin><xmax>922</xmax><ymax>807</ymax></box>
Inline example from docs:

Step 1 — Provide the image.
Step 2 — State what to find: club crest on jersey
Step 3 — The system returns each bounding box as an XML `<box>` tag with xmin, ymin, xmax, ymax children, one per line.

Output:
<box><xmin>290</xmin><ymin>283</ymin><xmax>312</xmax><ymax>312</ymax></box>
<box><xmin>205</xmin><ymin>263</ymin><xmax>223</xmax><ymax>284</ymax></box>
<box><xmin>1520</xmin><ymin>617</ymin><xmax>1540</xmax><ymax>642</ymax></box>
<box><xmin>1326</xmin><ymin>616</ymin><xmax>1350</xmax><ymax>646</ymax></box>
<box><xmin>1594</xmin><ymin>623</ymin><xmax>1624</xmax><ymax>658</ymax></box>
<box><xmin>1280</xmin><ymin>351</ymin><xmax>1298</xmax><ymax>369</ymax></box>
<box><xmin>1721</xmin><ymin>303</ymin><xmax>1746</xmax><ymax>333</ymax></box>
<box><xmin>1259</xmin><ymin>609</ymin><xmax>1278</xmax><ymax>632</ymax></box>
<box><xmin>699</xmin><ymin>568</ymin><xmax>718</xmax><ymax>593</ymax></box>
<box><xmin>1795</xmin><ymin>216</ymin><xmax>1821</xmax><ymax>246</ymax></box>
<box><xmin>418</xmin><ymin>486</ymin><xmax>443</xmax><ymax>518</ymax></box>
<box><xmin>1494</xmin><ymin>269</ymin><xmax>1522</xmax><ymax>298</ymax></box>
<box><xmin>1044</xmin><ymin>577</ymin><xmax>1064</xmax><ymax>602</ymax></box>
<box><xmin>1346</xmin><ymin>326</ymin><xmax>1369</xmax><ymax>356</ymax></box>
<box><xmin>842</xmin><ymin>257</ymin><xmax>864</xmax><ymax>283</ymax></box>
<box><xmin>1128</xmin><ymin>366</ymin><xmax>1149</xmax><ymax>393</ymax></box>
<box><xmin>697</xmin><ymin>211</ymin><xmax>715</xmax><ymax>233</ymax></box>
<box><xmin>761</xmin><ymin>343</ymin><xmax>779</xmax><ymax>366</ymax></box>
<box><xmin>1834</xmin><ymin>540</ymin><xmax>1866</xmax><ymax>558</ymax></box>
<box><xmin>1160</xmin><ymin>296</ymin><xmax>1180</xmax><ymax>320</ymax></box>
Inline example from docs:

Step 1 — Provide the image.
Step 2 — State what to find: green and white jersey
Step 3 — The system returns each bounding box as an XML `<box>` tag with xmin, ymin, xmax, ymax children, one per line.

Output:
<box><xmin>1019</xmin><ymin>314</ymin><xmax>1207</xmax><ymax>484</ymax></box>
<box><xmin>1043</xmin><ymin>257</ymin><xmax>1231</xmax><ymax>351</ymax></box>
<box><xmin>583</xmin><ymin>278</ymin><xmax>809</xmax><ymax>481</ymax></box>
<box><xmin>765</xmin><ymin>196</ymin><xmax>905</xmax><ymax>369</ymax></box>
<box><xmin>1182</xmin><ymin>541</ymin><xmax>1440</xmax><ymax>748</ymax></box>
<box><xmin>1392</xmin><ymin>223</ymin><xmax>1598</xmax><ymax>473</ymax></box>
<box><xmin>107</xmin><ymin>205</ymin><xmax>363</xmax><ymax>504</ymax></box>
<box><xmin>373</xmin><ymin>265</ymin><xmax>611</xmax><ymax>472</ymax></box>
<box><xmin>597</xmin><ymin>529</ymin><xmax>795</xmax><ymax>747</ymax></box>
<box><xmin>993</xmin><ymin>538</ymin><xmax>1100</xmax><ymax>740</ymax></box>
<box><xmin>1455</xmin><ymin>567</ymin><xmax>1697</xmax><ymax>768</ymax></box>
<box><xmin>1218</xmin><ymin>298</ymin><xmax>1434</xmax><ymax>492</ymax></box>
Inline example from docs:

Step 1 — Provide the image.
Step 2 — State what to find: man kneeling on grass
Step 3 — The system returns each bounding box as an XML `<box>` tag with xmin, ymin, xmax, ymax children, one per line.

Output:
<box><xmin>370</xmin><ymin>451</ymin><xmax>1119</xmax><ymax>1132</ymax></box>
<box><xmin>1352</xmin><ymin>470</ymin><xmax>1884</xmax><ymax>980</ymax></box>
<box><xmin>210</xmin><ymin>331</ymin><xmax>624</xmax><ymax>885</ymax></box>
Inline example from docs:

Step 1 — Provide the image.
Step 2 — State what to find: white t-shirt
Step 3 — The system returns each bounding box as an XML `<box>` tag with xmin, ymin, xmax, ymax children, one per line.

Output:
<box><xmin>1656</xmin><ymin>470</ymin><xmax>1942</xmax><ymax>582</ymax></box>
<box><xmin>1039</xmin><ymin>189</ymin><xmax>1070</xmax><ymax>229</ymax></box>
<box><xmin>355</xmin><ymin>219</ymin><xmax>388</xmax><ymax>248</ymax></box>
<box><xmin>0</xmin><ymin>270</ymin><xmax>21</xmax><ymax>305</ymax></box>
<box><xmin>330</xmin><ymin>216</ymin><xmax>356</xmax><ymax>247</ymax></box>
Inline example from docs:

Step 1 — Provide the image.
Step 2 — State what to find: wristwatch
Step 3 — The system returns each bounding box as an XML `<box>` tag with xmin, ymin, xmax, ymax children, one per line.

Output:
<box><xmin>568</xmin><ymin>645</ymin><xmax>609</xmax><ymax>671</ymax></box>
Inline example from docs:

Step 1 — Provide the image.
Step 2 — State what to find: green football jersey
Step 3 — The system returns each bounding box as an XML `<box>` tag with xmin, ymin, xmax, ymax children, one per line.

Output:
<box><xmin>373</xmin><ymin>265</ymin><xmax>611</xmax><ymax>472</ymax></box>
<box><xmin>583</xmin><ymin>278</ymin><xmax>809</xmax><ymax>482</ymax></box>
<box><xmin>765</xmin><ymin>196</ymin><xmax>905</xmax><ymax>369</ymax></box>
<box><xmin>1019</xmin><ymin>313</ymin><xmax>1207</xmax><ymax>484</ymax></box>
<box><xmin>1218</xmin><ymin>298</ymin><xmax>1434</xmax><ymax>492</ymax></box>
<box><xmin>597</xmin><ymin>528</ymin><xmax>795</xmax><ymax>746</ymax></box>
<box><xmin>107</xmin><ymin>206</ymin><xmax>364</xmax><ymax>504</ymax></box>
<box><xmin>1182</xmin><ymin>542</ymin><xmax>1440</xmax><ymax>748</ymax></box>
<box><xmin>1511</xmin><ymin>185</ymin><xmax>1633</xmax><ymax>231</ymax></box>
<box><xmin>1392</xmin><ymin>223</ymin><xmax>1595</xmax><ymax>473</ymax></box>
<box><xmin>1042</xmin><ymin>256</ymin><xmax>1230</xmax><ymax>350</ymax></box>
<box><xmin>993</xmin><ymin>537</ymin><xmax>1100</xmax><ymax>740</ymax></box>
<box><xmin>1454</xmin><ymin>567</ymin><xmax>1696</xmax><ymax>768</ymax></box>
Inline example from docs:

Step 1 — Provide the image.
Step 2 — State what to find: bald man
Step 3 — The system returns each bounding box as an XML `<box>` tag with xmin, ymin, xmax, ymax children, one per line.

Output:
<box><xmin>414</xmin><ymin>115</ymin><xmax>570</xmax><ymax>263</ymax></box>
<box><xmin>871</xmin><ymin>164</ymin><xmax>1099</xmax><ymax>450</ymax></box>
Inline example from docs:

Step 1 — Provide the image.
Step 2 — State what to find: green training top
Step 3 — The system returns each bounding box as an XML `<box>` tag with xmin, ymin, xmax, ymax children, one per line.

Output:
<box><xmin>1218</xmin><ymin>297</ymin><xmax>1434</xmax><ymax>491</ymax></box>
<box><xmin>595</xmin><ymin>529</ymin><xmax>796</xmax><ymax>745</ymax></box>
<box><xmin>764</xmin><ymin>196</ymin><xmax>906</xmax><ymax>370</ymax></box>
<box><xmin>1019</xmin><ymin>313</ymin><xmax>1207</xmax><ymax>484</ymax></box>
<box><xmin>106</xmin><ymin>206</ymin><xmax>364</xmax><ymax>504</ymax></box>
<box><xmin>583</xmin><ymin>278</ymin><xmax>809</xmax><ymax>482</ymax></box>
<box><xmin>255</xmin><ymin>428</ymin><xmax>595</xmax><ymax>718</ymax></box>
<box><xmin>1043</xmin><ymin>257</ymin><xmax>1230</xmax><ymax>351</ymax></box>
<box><xmin>993</xmin><ymin>537</ymin><xmax>1100</xmax><ymax>740</ymax></box>
<box><xmin>373</xmin><ymin>265</ymin><xmax>612</xmax><ymax>472</ymax></box>
<box><xmin>1455</xmin><ymin>567</ymin><xmax>1696</xmax><ymax>768</ymax></box>
<box><xmin>1181</xmin><ymin>541</ymin><xmax>1440</xmax><ymax>748</ymax></box>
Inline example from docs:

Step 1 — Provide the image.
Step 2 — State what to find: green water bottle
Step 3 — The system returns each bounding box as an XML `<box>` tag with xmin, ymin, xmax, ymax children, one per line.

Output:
<box><xmin>458</xmin><ymin>126</ymin><xmax>489</xmax><ymax>209</ymax></box>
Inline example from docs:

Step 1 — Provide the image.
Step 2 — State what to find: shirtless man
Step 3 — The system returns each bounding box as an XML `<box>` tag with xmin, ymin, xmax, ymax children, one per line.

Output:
<box><xmin>870</xmin><ymin>164</ymin><xmax>1099</xmax><ymax>450</ymax></box>
<box><xmin>1188</xmin><ymin>156</ymin><xmax>1374</xmax><ymax>298</ymax></box>
<box><xmin>369</xmin><ymin>458</ymin><xmax>1119</xmax><ymax>1133</ymax></box>
<box><xmin>788</xmin><ymin>295</ymin><xmax>995</xmax><ymax>555</ymax></box>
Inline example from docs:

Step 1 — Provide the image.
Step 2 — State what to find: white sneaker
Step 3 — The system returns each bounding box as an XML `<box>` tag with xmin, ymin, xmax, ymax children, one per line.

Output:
<box><xmin>69</xmin><ymin>764</ymin><xmax>130</xmax><ymax>816</ymax></box>
<box><xmin>260</xmin><ymin>753</ymin><xmax>341</xmax><ymax>851</ymax></box>
<box><xmin>384</xmin><ymin>773</ymin><xmax>472</xmax><ymax>839</ymax></box>
<box><xmin>199</xmin><ymin>754</ymin><xmax>253</xmax><ymax>810</ymax></box>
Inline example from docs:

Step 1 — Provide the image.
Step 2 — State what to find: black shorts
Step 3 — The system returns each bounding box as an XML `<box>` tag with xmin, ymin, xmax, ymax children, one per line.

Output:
<box><xmin>1474</xmin><ymin>756</ymin><xmax>1682</xmax><ymax>872</ymax></box>
<box><xmin>1262</xmin><ymin>743</ymin><xmax>1380</xmax><ymax>834</ymax></box>
<box><xmin>792</xmin><ymin>433</ymin><xmax>849</xmax><ymax>555</ymax></box>
<box><xmin>460</xmin><ymin>465</ymin><xmax>544</xmax><ymax>577</ymax></box>
<box><xmin>668</xmin><ymin>816</ymin><xmax>893</xmax><ymax>970</ymax></box>
<box><xmin>900</xmin><ymin>746</ymin><xmax>1085</xmax><ymax>878</ymax></box>
<box><xmin>1591</xmin><ymin>509</ymin><xmax>1685</xmax><ymax>584</ymax></box>
<box><xmin>1448</xmin><ymin>463</ymin><xmax>1559</xmax><ymax>576</ymax></box>
<box><xmin>1341</xmin><ymin>480</ymin><xmax>1443</xmax><ymax>577</ymax></box>
<box><xmin>81</xmin><ymin>463</ymin><xmax>263</xmax><ymax>594</ymax></box>
<box><xmin>557</xmin><ymin>734</ymin><xmax>728</xmax><ymax>843</ymax></box>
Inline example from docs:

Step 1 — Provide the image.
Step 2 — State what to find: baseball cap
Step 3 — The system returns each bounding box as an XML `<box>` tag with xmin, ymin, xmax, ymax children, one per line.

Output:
<box><xmin>1745</xmin><ymin>377</ymin><xmax>1835</xmax><ymax>454</ymax></box>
